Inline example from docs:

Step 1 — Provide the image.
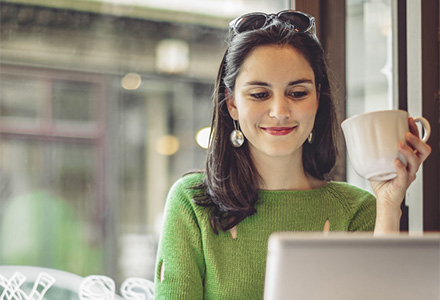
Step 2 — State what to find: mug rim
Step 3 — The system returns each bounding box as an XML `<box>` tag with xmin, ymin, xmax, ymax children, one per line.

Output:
<box><xmin>341</xmin><ymin>109</ymin><xmax>408</xmax><ymax>127</ymax></box>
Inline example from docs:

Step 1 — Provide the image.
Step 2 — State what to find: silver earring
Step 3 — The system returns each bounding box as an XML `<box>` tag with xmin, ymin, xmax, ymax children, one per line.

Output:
<box><xmin>230</xmin><ymin>120</ymin><xmax>244</xmax><ymax>148</ymax></box>
<box><xmin>307</xmin><ymin>130</ymin><xmax>315</xmax><ymax>144</ymax></box>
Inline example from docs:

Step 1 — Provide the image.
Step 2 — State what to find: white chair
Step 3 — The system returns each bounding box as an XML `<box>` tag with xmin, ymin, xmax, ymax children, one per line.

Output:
<box><xmin>0</xmin><ymin>266</ymin><xmax>154</xmax><ymax>300</ymax></box>
<box><xmin>120</xmin><ymin>277</ymin><xmax>155</xmax><ymax>300</ymax></box>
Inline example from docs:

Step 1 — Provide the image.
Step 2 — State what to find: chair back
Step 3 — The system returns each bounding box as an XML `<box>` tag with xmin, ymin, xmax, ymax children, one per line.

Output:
<box><xmin>0</xmin><ymin>266</ymin><xmax>154</xmax><ymax>300</ymax></box>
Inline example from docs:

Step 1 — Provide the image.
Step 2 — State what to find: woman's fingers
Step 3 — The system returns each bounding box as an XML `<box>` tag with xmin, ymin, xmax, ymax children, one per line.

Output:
<box><xmin>405</xmin><ymin>131</ymin><xmax>432</xmax><ymax>161</ymax></box>
<box><xmin>398</xmin><ymin>140</ymin><xmax>418</xmax><ymax>174</ymax></box>
<box><xmin>393</xmin><ymin>157</ymin><xmax>411</xmax><ymax>187</ymax></box>
<box><xmin>407</xmin><ymin>117</ymin><xmax>431</xmax><ymax>160</ymax></box>
<box><xmin>396</xmin><ymin>131</ymin><xmax>432</xmax><ymax>185</ymax></box>
<box><xmin>408</xmin><ymin>117</ymin><xmax>420</xmax><ymax>138</ymax></box>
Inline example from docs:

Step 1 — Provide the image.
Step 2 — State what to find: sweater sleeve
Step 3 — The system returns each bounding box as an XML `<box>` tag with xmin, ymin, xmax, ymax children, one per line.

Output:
<box><xmin>154</xmin><ymin>175</ymin><xmax>205</xmax><ymax>300</ymax></box>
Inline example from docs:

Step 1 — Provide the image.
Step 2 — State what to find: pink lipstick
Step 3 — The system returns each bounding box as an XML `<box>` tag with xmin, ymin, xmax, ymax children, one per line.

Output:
<box><xmin>262</xmin><ymin>127</ymin><xmax>295</xmax><ymax>136</ymax></box>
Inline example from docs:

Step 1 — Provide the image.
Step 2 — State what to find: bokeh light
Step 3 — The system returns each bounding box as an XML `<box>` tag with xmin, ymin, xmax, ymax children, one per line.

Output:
<box><xmin>195</xmin><ymin>126</ymin><xmax>211</xmax><ymax>149</ymax></box>
<box><xmin>121</xmin><ymin>73</ymin><xmax>142</xmax><ymax>90</ymax></box>
<box><xmin>155</xmin><ymin>135</ymin><xmax>180</xmax><ymax>156</ymax></box>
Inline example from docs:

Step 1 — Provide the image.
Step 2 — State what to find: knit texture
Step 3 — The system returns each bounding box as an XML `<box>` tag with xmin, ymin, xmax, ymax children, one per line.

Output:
<box><xmin>154</xmin><ymin>172</ymin><xmax>376</xmax><ymax>299</ymax></box>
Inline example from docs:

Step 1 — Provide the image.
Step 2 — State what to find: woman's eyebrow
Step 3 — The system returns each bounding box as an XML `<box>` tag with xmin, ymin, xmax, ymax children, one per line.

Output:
<box><xmin>244</xmin><ymin>79</ymin><xmax>314</xmax><ymax>87</ymax></box>
<box><xmin>244</xmin><ymin>81</ymin><xmax>271</xmax><ymax>87</ymax></box>
<box><xmin>288</xmin><ymin>79</ymin><xmax>314</xmax><ymax>86</ymax></box>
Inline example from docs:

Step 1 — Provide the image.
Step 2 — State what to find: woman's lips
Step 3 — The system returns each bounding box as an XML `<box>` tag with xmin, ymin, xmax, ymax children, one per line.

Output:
<box><xmin>262</xmin><ymin>126</ymin><xmax>296</xmax><ymax>136</ymax></box>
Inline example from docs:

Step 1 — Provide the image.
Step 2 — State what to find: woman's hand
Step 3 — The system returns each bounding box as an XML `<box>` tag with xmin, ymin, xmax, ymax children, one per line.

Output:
<box><xmin>372</xmin><ymin>117</ymin><xmax>432</xmax><ymax>234</ymax></box>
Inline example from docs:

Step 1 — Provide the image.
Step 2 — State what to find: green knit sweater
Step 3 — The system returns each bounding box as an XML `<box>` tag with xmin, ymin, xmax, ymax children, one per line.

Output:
<box><xmin>154</xmin><ymin>172</ymin><xmax>376</xmax><ymax>300</ymax></box>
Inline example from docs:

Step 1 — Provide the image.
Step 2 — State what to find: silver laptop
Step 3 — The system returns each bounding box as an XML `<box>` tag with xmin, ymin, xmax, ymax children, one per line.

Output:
<box><xmin>264</xmin><ymin>233</ymin><xmax>440</xmax><ymax>300</ymax></box>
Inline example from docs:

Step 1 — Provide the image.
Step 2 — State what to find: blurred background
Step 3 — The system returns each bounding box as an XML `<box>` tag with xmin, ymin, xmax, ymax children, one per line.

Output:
<box><xmin>0</xmin><ymin>0</ymin><xmax>289</xmax><ymax>283</ymax></box>
<box><xmin>0</xmin><ymin>0</ymin><xmax>438</xmax><ymax>285</ymax></box>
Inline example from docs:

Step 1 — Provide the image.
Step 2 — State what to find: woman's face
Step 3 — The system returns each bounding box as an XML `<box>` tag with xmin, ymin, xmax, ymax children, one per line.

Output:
<box><xmin>227</xmin><ymin>44</ymin><xmax>319</xmax><ymax>161</ymax></box>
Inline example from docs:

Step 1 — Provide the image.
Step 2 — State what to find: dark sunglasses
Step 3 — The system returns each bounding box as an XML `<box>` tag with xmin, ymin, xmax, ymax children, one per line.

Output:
<box><xmin>229</xmin><ymin>10</ymin><xmax>316</xmax><ymax>38</ymax></box>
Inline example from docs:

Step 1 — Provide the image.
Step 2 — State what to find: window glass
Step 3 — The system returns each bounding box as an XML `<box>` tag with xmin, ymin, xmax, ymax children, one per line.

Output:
<box><xmin>0</xmin><ymin>74</ymin><xmax>43</xmax><ymax>122</ymax></box>
<box><xmin>346</xmin><ymin>0</ymin><xmax>394</xmax><ymax>191</ymax></box>
<box><xmin>0</xmin><ymin>0</ymin><xmax>289</xmax><ymax>282</ymax></box>
<box><xmin>52</xmin><ymin>80</ymin><xmax>95</xmax><ymax>124</ymax></box>
<box><xmin>0</xmin><ymin>139</ymin><xmax>102</xmax><ymax>275</ymax></box>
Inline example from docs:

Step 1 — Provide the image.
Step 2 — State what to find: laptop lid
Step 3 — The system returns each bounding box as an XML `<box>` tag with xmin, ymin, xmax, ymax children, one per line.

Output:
<box><xmin>264</xmin><ymin>233</ymin><xmax>440</xmax><ymax>300</ymax></box>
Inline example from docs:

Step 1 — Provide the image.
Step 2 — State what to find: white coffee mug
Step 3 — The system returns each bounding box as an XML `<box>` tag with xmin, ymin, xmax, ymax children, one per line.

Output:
<box><xmin>341</xmin><ymin>110</ymin><xmax>431</xmax><ymax>181</ymax></box>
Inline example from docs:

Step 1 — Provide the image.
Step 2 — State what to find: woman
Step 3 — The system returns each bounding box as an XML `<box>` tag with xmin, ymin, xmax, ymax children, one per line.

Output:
<box><xmin>154</xmin><ymin>10</ymin><xmax>431</xmax><ymax>299</ymax></box>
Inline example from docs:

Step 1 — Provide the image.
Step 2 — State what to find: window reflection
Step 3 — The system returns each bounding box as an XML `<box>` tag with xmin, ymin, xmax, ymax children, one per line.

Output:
<box><xmin>0</xmin><ymin>0</ymin><xmax>288</xmax><ymax>282</ymax></box>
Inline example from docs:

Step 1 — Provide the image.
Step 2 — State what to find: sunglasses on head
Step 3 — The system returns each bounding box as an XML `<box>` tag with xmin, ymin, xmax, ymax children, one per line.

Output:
<box><xmin>229</xmin><ymin>10</ymin><xmax>316</xmax><ymax>38</ymax></box>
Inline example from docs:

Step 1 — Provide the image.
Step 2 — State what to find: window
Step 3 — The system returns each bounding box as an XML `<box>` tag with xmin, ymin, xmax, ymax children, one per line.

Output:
<box><xmin>346</xmin><ymin>0</ymin><xmax>394</xmax><ymax>191</ymax></box>
<box><xmin>0</xmin><ymin>0</ymin><xmax>289</xmax><ymax>281</ymax></box>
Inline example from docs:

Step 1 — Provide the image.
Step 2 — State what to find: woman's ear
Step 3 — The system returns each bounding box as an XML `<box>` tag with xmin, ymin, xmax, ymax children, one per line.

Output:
<box><xmin>225</xmin><ymin>89</ymin><xmax>239</xmax><ymax>120</ymax></box>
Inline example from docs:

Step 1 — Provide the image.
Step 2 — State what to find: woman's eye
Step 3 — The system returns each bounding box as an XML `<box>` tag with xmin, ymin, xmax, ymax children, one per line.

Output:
<box><xmin>250</xmin><ymin>92</ymin><xmax>269</xmax><ymax>100</ymax></box>
<box><xmin>289</xmin><ymin>91</ymin><xmax>308</xmax><ymax>99</ymax></box>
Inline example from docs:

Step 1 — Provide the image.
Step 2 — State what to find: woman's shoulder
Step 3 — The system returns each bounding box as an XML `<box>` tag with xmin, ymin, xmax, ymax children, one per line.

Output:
<box><xmin>163</xmin><ymin>172</ymin><xmax>207</xmax><ymax>215</ymax></box>
<box><xmin>166</xmin><ymin>171</ymin><xmax>205</xmax><ymax>202</ymax></box>
<box><xmin>170</xmin><ymin>171</ymin><xmax>205</xmax><ymax>191</ymax></box>
<box><xmin>326</xmin><ymin>181</ymin><xmax>375</xmax><ymax>201</ymax></box>
<box><xmin>324</xmin><ymin>182</ymin><xmax>376</xmax><ymax>223</ymax></box>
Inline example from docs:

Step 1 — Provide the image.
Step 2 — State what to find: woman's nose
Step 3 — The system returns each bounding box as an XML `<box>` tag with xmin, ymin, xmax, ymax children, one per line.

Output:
<box><xmin>268</xmin><ymin>95</ymin><xmax>291</xmax><ymax>120</ymax></box>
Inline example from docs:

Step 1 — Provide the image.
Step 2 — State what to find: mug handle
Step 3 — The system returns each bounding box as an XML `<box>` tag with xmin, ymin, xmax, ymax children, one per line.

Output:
<box><xmin>413</xmin><ymin>117</ymin><xmax>431</xmax><ymax>142</ymax></box>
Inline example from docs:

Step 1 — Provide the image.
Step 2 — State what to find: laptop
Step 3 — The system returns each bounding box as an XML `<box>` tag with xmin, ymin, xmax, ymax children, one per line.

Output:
<box><xmin>263</xmin><ymin>233</ymin><xmax>440</xmax><ymax>300</ymax></box>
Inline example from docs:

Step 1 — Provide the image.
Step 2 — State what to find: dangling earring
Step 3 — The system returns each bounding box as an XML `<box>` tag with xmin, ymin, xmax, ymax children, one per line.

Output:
<box><xmin>307</xmin><ymin>129</ymin><xmax>315</xmax><ymax>144</ymax></box>
<box><xmin>230</xmin><ymin>120</ymin><xmax>244</xmax><ymax>148</ymax></box>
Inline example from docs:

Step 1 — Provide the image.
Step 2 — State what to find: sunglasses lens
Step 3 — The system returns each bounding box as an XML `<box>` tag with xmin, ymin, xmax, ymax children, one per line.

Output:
<box><xmin>279</xmin><ymin>12</ymin><xmax>312</xmax><ymax>31</ymax></box>
<box><xmin>234</xmin><ymin>14</ymin><xmax>267</xmax><ymax>33</ymax></box>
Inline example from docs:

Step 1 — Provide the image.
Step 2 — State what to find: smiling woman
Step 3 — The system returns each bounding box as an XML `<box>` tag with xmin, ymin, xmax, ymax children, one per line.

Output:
<box><xmin>154</xmin><ymin>8</ymin><xmax>432</xmax><ymax>300</ymax></box>
<box><xmin>154</xmin><ymin>11</ymin><xmax>364</xmax><ymax>300</ymax></box>
<box><xmin>226</xmin><ymin>45</ymin><xmax>319</xmax><ymax>166</ymax></box>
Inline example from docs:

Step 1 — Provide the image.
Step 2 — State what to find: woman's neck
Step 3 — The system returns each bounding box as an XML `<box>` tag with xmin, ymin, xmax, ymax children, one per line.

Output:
<box><xmin>252</xmin><ymin>150</ymin><xmax>325</xmax><ymax>191</ymax></box>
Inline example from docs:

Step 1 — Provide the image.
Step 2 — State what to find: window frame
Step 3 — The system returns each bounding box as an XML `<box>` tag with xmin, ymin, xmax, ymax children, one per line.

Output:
<box><xmin>294</xmin><ymin>0</ymin><xmax>439</xmax><ymax>231</ymax></box>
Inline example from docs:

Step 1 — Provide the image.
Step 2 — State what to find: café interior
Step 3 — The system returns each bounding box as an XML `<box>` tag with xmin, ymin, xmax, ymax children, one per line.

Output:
<box><xmin>0</xmin><ymin>0</ymin><xmax>438</xmax><ymax>298</ymax></box>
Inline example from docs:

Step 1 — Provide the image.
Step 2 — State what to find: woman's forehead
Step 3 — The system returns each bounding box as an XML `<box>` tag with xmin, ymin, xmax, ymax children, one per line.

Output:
<box><xmin>237</xmin><ymin>44</ymin><xmax>315</xmax><ymax>85</ymax></box>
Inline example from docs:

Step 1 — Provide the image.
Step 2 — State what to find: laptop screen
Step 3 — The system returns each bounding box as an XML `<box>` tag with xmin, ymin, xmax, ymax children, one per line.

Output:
<box><xmin>264</xmin><ymin>233</ymin><xmax>440</xmax><ymax>300</ymax></box>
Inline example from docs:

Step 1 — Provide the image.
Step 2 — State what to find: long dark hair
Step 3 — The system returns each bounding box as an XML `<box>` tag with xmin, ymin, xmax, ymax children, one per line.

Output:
<box><xmin>192</xmin><ymin>21</ymin><xmax>338</xmax><ymax>234</ymax></box>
